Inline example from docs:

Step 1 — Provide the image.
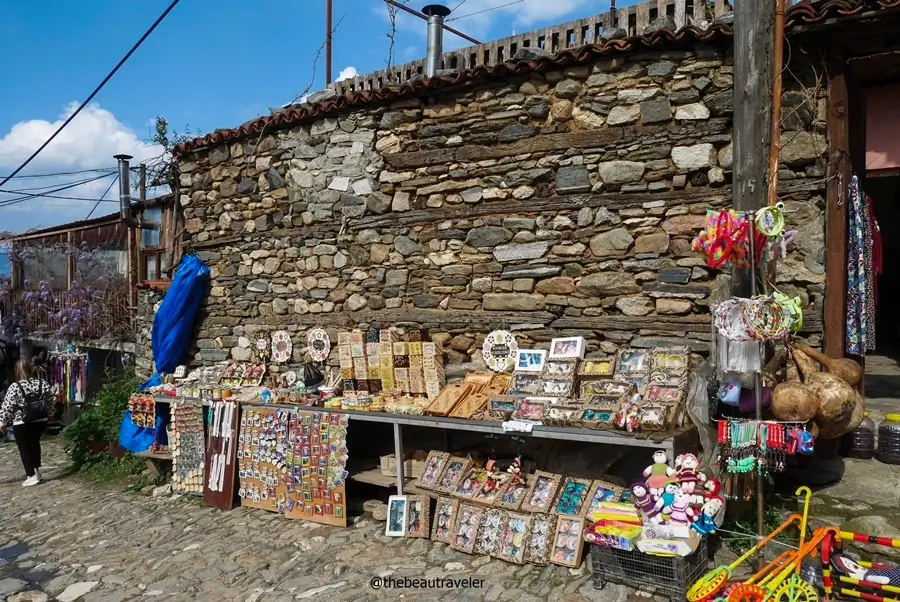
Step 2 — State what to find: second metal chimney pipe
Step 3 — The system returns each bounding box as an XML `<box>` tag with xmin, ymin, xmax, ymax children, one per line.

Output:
<box><xmin>423</xmin><ymin>4</ymin><xmax>451</xmax><ymax>77</ymax></box>
<box><xmin>114</xmin><ymin>154</ymin><xmax>133</xmax><ymax>219</ymax></box>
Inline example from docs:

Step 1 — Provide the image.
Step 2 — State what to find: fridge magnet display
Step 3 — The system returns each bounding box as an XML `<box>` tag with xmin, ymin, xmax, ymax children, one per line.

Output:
<box><xmin>554</xmin><ymin>477</ymin><xmax>592</xmax><ymax>516</ymax></box>
<box><xmin>549</xmin><ymin>336</ymin><xmax>585</xmax><ymax>360</ymax></box>
<box><xmin>436</xmin><ymin>456</ymin><xmax>473</xmax><ymax>494</ymax></box>
<box><xmin>494</xmin><ymin>512</ymin><xmax>530</xmax><ymax>564</ymax></box>
<box><xmin>417</xmin><ymin>451</ymin><xmax>450</xmax><ymax>491</ymax></box>
<box><xmin>579</xmin><ymin>358</ymin><xmax>616</xmax><ymax>377</ymax></box>
<box><xmin>432</xmin><ymin>497</ymin><xmax>459</xmax><ymax>545</ymax></box>
<box><xmin>405</xmin><ymin>495</ymin><xmax>431</xmax><ymax>538</ymax></box>
<box><xmin>525</xmin><ymin>513</ymin><xmax>554</xmax><ymax>566</ymax></box>
<box><xmin>171</xmin><ymin>398</ymin><xmax>204</xmax><ymax>495</ymax></box>
<box><xmin>452</xmin><ymin>503</ymin><xmax>484</xmax><ymax>554</ymax></box>
<box><xmin>271</xmin><ymin>331</ymin><xmax>292</xmax><ymax>364</ymax></box>
<box><xmin>583</xmin><ymin>480</ymin><xmax>625</xmax><ymax>517</ymax></box>
<box><xmin>307</xmin><ymin>328</ymin><xmax>331</xmax><ymax>362</ymax></box>
<box><xmin>474</xmin><ymin>508</ymin><xmax>506</xmax><ymax>556</ymax></box>
<box><xmin>237</xmin><ymin>407</ymin><xmax>292</xmax><ymax>513</ymax></box>
<box><xmin>386</xmin><ymin>495</ymin><xmax>407</xmax><ymax>537</ymax></box>
<box><xmin>551</xmin><ymin>516</ymin><xmax>586</xmax><ymax>567</ymax></box>
<box><xmin>615</xmin><ymin>348</ymin><xmax>649</xmax><ymax>375</ymax></box>
<box><xmin>515</xmin><ymin>349</ymin><xmax>547</xmax><ymax>373</ymax></box>
<box><xmin>521</xmin><ymin>471</ymin><xmax>562</xmax><ymax>514</ymax></box>
<box><xmin>482</xmin><ymin>330</ymin><xmax>519</xmax><ymax>372</ymax></box>
<box><xmin>454</xmin><ymin>467</ymin><xmax>486</xmax><ymax>499</ymax></box>
<box><xmin>254</xmin><ymin>331</ymin><xmax>272</xmax><ymax>362</ymax></box>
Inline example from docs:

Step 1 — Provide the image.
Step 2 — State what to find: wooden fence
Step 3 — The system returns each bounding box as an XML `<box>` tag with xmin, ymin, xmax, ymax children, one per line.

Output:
<box><xmin>333</xmin><ymin>0</ymin><xmax>802</xmax><ymax>93</ymax></box>
<box><xmin>5</xmin><ymin>285</ymin><xmax>132</xmax><ymax>342</ymax></box>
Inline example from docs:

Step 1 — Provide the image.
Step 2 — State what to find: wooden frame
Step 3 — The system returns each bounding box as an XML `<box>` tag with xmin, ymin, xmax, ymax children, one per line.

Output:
<box><xmin>521</xmin><ymin>471</ymin><xmax>562</xmax><ymax>514</ymax></box>
<box><xmin>474</xmin><ymin>508</ymin><xmax>506</xmax><ymax>556</ymax></box>
<box><xmin>497</xmin><ymin>475</ymin><xmax>530</xmax><ymax>511</ymax></box>
<box><xmin>471</xmin><ymin>471</ymin><xmax>511</xmax><ymax>506</ymax></box>
<box><xmin>453</xmin><ymin>467</ymin><xmax>486</xmax><ymax>500</ymax></box>
<box><xmin>416</xmin><ymin>451</ymin><xmax>450</xmax><ymax>491</ymax></box>
<box><xmin>451</xmin><ymin>503</ymin><xmax>484</xmax><ymax>554</ymax></box>
<box><xmin>493</xmin><ymin>512</ymin><xmax>531</xmax><ymax>565</ymax></box>
<box><xmin>525</xmin><ymin>513</ymin><xmax>554</xmax><ymax>566</ymax></box>
<box><xmin>553</xmin><ymin>477</ymin><xmax>593</xmax><ymax>516</ymax></box>
<box><xmin>432</xmin><ymin>497</ymin><xmax>459</xmax><ymax>544</ymax></box>
<box><xmin>583</xmin><ymin>480</ymin><xmax>625</xmax><ymax>517</ymax></box>
<box><xmin>551</xmin><ymin>516</ymin><xmax>586</xmax><ymax>568</ymax></box>
<box><xmin>435</xmin><ymin>456</ymin><xmax>472</xmax><ymax>494</ymax></box>
<box><xmin>404</xmin><ymin>495</ymin><xmax>431</xmax><ymax>538</ymax></box>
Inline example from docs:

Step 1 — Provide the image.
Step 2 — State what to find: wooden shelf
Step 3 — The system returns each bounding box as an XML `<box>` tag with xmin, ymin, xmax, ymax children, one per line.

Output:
<box><xmin>350</xmin><ymin>468</ymin><xmax>435</xmax><ymax>497</ymax></box>
<box><xmin>136</xmin><ymin>449</ymin><xmax>173</xmax><ymax>461</ymax></box>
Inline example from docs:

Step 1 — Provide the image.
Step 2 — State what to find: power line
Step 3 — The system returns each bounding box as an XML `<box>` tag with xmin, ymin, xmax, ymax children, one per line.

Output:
<box><xmin>0</xmin><ymin>173</ymin><xmax>119</xmax><ymax>193</ymax></box>
<box><xmin>0</xmin><ymin>168</ymin><xmax>116</xmax><ymax>180</ymax></box>
<box><xmin>0</xmin><ymin>173</ymin><xmax>115</xmax><ymax>208</ymax></box>
<box><xmin>447</xmin><ymin>0</ymin><xmax>524</xmax><ymax>22</ymax></box>
<box><xmin>86</xmin><ymin>175</ymin><xmax>119</xmax><ymax>220</ymax></box>
<box><xmin>0</xmin><ymin>0</ymin><xmax>182</xmax><ymax>189</ymax></box>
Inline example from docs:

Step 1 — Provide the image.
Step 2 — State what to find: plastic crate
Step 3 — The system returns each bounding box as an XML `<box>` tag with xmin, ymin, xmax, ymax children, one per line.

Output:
<box><xmin>590</xmin><ymin>538</ymin><xmax>710</xmax><ymax>601</ymax></box>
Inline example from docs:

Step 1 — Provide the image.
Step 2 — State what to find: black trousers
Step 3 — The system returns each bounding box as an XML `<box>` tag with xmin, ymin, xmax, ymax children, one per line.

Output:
<box><xmin>12</xmin><ymin>422</ymin><xmax>46</xmax><ymax>477</ymax></box>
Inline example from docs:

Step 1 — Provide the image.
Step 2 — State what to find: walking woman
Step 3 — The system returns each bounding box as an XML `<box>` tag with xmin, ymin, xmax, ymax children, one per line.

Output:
<box><xmin>0</xmin><ymin>359</ymin><xmax>53</xmax><ymax>486</ymax></box>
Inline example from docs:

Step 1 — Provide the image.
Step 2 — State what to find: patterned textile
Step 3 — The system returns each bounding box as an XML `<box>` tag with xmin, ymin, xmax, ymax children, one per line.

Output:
<box><xmin>846</xmin><ymin>176</ymin><xmax>877</xmax><ymax>355</ymax></box>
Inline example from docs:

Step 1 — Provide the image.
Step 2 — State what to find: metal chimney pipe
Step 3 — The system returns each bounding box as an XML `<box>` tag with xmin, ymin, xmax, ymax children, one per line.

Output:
<box><xmin>423</xmin><ymin>4</ymin><xmax>451</xmax><ymax>77</ymax></box>
<box><xmin>114</xmin><ymin>154</ymin><xmax>132</xmax><ymax>219</ymax></box>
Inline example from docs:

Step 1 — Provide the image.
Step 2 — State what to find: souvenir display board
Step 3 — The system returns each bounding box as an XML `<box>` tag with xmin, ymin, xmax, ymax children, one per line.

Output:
<box><xmin>237</xmin><ymin>406</ymin><xmax>292</xmax><ymax>512</ymax></box>
<box><xmin>49</xmin><ymin>352</ymin><xmax>89</xmax><ymax>405</ymax></box>
<box><xmin>283</xmin><ymin>410</ymin><xmax>349</xmax><ymax>527</ymax></box>
<box><xmin>203</xmin><ymin>400</ymin><xmax>239</xmax><ymax>510</ymax></box>
<box><xmin>171</xmin><ymin>398</ymin><xmax>205</xmax><ymax>495</ymax></box>
<box><xmin>129</xmin><ymin>393</ymin><xmax>156</xmax><ymax>428</ymax></box>
<box><xmin>336</xmin><ymin>328</ymin><xmax>445</xmax><ymax>404</ymax></box>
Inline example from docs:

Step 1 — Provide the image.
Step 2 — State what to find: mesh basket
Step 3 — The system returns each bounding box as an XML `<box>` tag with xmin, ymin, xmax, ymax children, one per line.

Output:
<box><xmin>590</xmin><ymin>538</ymin><xmax>710</xmax><ymax>601</ymax></box>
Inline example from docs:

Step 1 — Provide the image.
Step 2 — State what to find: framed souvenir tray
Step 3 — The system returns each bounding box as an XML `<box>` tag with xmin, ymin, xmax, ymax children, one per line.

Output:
<box><xmin>435</xmin><ymin>456</ymin><xmax>473</xmax><ymax>494</ymax></box>
<box><xmin>578</xmin><ymin>358</ymin><xmax>616</xmax><ymax>377</ymax></box>
<box><xmin>525</xmin><ymin>513</ymin><xmax>554</xmax><ymax>566</ymax></box>
<box><xmin>405</xmin><ymin>495</ymin><xmax>431</xmax><ymax>538</ymax></box>
<box><xmin>544</xmin><ymin>359</ymin><xmax>577</xmax><ymax>378</ymax></box>
<box><xmin>510</xmin><ymin>372</ymin><xmax>541</xmax><ymax>395</ymax></box>
<box><xmin>432</xmin><ymin>497</ymin><xmax>459</xmax><ymax>544</ymax></box>
<box><xmin>541</xmin><ymin>379</ymin><xmax>574</xmax><ymax>398</ymax></box>
<box><xmin>474</xmin><ymin>508</ymin><xmax>506</xmax><ymax>556</ymax></box>
<box><xmin>480</xmin><ymin>385</ymin><xmax>508</xmax><ymax>398</ymax></box>
<box><xmin>472</xmin><ymin>471</ymin><xmax>511</xmax><ymax>506</ymax></box>
<box><xmin>648</xmin><ymin>381</ymin><xmax>685</xmax><ymax>402</ymax></box>
<box><xmin>451</xmin><ymin>503</ymin><xmax>484</xmax><ymax>554</ymax></box>
<box><xmin>493</xmin><ymin>512</ymin><xmax>531</xmax><ymax>565</ymax></box>
<box><xmin>582</xmin><ymin>480</ymin><xmax>625</xmax><ymax>517</ymax></box>
<box><xmin>453</xmin><ymin>467</ymin><xmax>486</xmax><ymax>499</ymax></box>
<box><xmin>416</xmin><ymin>451</ymin><xmax>450</xmax><ymax>491</ymax></box>
<box><xmin>424</xmin><ymin>383</ymin><xmax>473</xmax><ymax>417</ymax></box>
<box><xmin>489</xmin><ymin>397</ymin><xmax>519</xmax><ymax>417</ymax></box>
<box><xmin>521</xmin><ymin>471</ymin><xmax>562</xmax><ymax>514</ymax></box>
<box><xmin>545</xmin><ymin>407</ymin><xmax>584</xmax><ymax>427</ymax></box>
<box><xmin>449</xmin><ymin>393</ymin><xmax>489</xmax><ymax>420</ymax></box>
<box><xmin>580</xmin><ymin>380</ymin><xmax>634</xmax><ymax>401</ymax></box>
<box><xmin>472</xmin><ymin>408</ymin><xmax>509</xmax><ymax>422</ymax></box>
<box><xmin>511</xmin><ymin>398</ymin><xmax>547</xmax><ymax>422</ymax></box>
<box><xmin>497</xmin><ymin>475</ymin><xmax>530</xmax><ymax>511</ymax></box>
<box><xmin>581</xmin><ymin>404</ymin><xmax>618</xmax><ymax>428</ymax></box>
<box><xmin>553</xmin><ymin>477</ymin><xmax>592</xmax><ymax>516</ymax></box>
<box><xmin>639</xmin><ymin>404</ymin><xmax>670</xmax><ymax>431</ymax></box>
<box><xmin>615</xmin><ymin>348</ymin><xmax>650</xmax><ymax>376</ymax></box>
<box><xmin>551</xmin><ymin>516</ymin><xmax>586</xmax><ymax>568</ymax></box>
<box><xmin>620</xmin><ymin>375</ymin><xmax>647</xmax><ymax>395</ymax></box>
<box><xmin>515</xmin><ymin>349</ymin><xmax>547</xmax><ymax>374</ymax></box>
<box><xmin>651</xmin><ymin>347</ymin><xmax>690</xmax><ymax>376</ymax></box>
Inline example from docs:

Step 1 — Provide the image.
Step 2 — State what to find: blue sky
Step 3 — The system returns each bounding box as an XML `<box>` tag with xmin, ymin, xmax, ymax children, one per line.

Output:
<box><xmin>0</xmin><ymin>0</ymin><xmax>627</xmax><ymax>233</ymax></box>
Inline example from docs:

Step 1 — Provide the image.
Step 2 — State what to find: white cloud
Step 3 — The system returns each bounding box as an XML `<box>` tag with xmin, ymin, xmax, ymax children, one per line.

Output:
<box><xmin>336</xmin><ymin>66</ymin><xmax>359</xmax><ymax>82</ymax></box>
<box><xmin>0</xmin><ymin>103</ymin><xmax>164</xmax><ymax>232</ymax></box>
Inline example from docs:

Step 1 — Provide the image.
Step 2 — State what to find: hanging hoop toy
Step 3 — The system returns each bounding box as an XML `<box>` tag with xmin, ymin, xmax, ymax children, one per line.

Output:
<box><xmin>755</xmin><ymin>203</ymin><xmax>786</xmax><ymax>238</ymax></box>
<box><xmin>773</xmin><ymin>292</ymin><xmax>803</xmax><ymax>332</ymax></box>
<box><xmin>745</xmin><ymin>296</ymin><xmax>793</xmax><ymax>341</ymax></box>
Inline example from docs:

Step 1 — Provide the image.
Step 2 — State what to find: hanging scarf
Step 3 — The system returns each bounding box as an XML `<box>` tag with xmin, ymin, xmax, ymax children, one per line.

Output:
<box><xmin>846</xmin><ymin>176</ymin><xmax>877</xmax><ymax>355</ymax></box>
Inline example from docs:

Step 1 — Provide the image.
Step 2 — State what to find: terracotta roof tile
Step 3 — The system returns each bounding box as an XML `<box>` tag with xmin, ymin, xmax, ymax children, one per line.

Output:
<box><xmin>174</xmin><ymin>0</ymin><xmax>900</xmax><ymax>155</ymax></box>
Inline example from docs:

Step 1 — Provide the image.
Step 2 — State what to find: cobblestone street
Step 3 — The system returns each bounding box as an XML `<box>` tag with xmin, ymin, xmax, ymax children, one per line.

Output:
<box><xmin>0</xmin><ymin>438</ymin><xmax>647</xmax><ymax>602</ymax></box>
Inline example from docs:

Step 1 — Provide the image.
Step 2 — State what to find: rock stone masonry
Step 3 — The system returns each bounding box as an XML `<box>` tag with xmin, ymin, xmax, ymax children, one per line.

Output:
<box><xmin>171</xmin><ymin>44</ymin><xmax>828</xmax><ymax>371</ymax></box>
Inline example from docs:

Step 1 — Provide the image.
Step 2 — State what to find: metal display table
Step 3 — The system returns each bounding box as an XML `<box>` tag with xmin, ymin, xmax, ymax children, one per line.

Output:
<box><xmin>154</xmin><ymin>396</ymin><xmax>692</xmax><ymax>495</ymax></box>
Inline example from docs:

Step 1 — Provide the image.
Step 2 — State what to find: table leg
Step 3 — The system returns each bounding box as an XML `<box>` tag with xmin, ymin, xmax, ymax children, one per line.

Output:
<box><xmin>393</xmin><ymin>421</ymin><xmax>404</xmax><ymax>495</ymax></box>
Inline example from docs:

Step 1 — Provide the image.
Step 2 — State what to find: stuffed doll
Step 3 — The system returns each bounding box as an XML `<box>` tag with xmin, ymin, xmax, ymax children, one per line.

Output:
<box><xmin>653</xmin><ymin>482</ymin><xmax>680</xmax><ymax>520</ymax></box>
<box><xmin>833</xmin><ymin>553</ymin><xmax>900</xmax><ymax>587</ymax></box>
<box><xmin>691</xmin><ymin>496</ymin><xmax>724</xmax><ymax>535</ymax></box>
<box><xmin>667</xmin><ymin>490</ymin><xmax>695</xmax><ymax>526</ymax></box>
<box><xmin>631</xmin><ymin>483</ymin><xmax>656</xmax><ymax>519</ymax></box>
<box><xmin>643</xmin><ymin>450</ymin><xmax>674</xmax><ymax>496</ymax></box>
<box><xmin>675</xmin><ymin>453</ymin><xmax>705</xmax><ymax>494</ymax></box>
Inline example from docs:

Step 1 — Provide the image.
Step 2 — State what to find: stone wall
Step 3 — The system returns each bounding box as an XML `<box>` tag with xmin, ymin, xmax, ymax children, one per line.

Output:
<box><xmin>170</xmin><ymin>42</ymin><xmax>827</xmax><ymax>371</ymax></box>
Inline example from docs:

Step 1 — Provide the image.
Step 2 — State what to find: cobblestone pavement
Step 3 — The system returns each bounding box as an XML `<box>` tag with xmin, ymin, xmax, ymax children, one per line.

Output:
<box><xmin>0</xmin><ymin>438</ymin><xmax>653</xmax><ymax>602</ymax></box>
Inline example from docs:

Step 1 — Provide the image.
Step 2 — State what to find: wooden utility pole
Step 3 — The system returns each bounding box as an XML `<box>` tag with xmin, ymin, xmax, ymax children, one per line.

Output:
<box><xmin>325</xmin><ymin>0</ymin><xmax>333</xmax><ymax>85</ymax></box>
<box><xmin>731</xmin><ymin>0</ymin><xmax>776</xmax><ymax>295</ymax></box>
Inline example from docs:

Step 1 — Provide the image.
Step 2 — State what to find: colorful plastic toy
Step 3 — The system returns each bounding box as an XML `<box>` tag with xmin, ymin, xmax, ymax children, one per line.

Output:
<box><xmin>823</xmin><ymin>529</ymin><xmax>900</xmax><ymax>602</ymax></box>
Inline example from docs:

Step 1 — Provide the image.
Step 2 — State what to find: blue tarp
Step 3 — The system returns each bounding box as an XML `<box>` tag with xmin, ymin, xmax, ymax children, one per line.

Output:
<box><xmin>118</xmin><ymin>254</ymin><xmax>210</xmax><ymax>453</ymax></box>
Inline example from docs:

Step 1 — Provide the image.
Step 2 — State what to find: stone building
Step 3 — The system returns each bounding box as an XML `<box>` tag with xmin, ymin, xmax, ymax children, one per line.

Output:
<box><xmin>142</xmin><ymin>1</ymin><xmax>880</xmax><ymax>375</ymax></box>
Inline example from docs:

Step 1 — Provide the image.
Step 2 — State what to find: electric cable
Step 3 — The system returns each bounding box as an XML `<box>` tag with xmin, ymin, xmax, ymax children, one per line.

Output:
<box><xmin>85</xmin><ymin>175</ymin><xmax>119</xmax><ymax>220</ymax></box>
<box><xmin>0</xmin><ymin>0</ymin><xmax>182</xmax><ymax>188</ymax></box>
<box><xmin>0</xmin><ymin>172</ymin><xmax>115</xmax><ymax>208</ymax></box>
<box><xmin>0</xmin><ymin>167</ymin><xmax>116</xmax><ymax>180</ymax></box>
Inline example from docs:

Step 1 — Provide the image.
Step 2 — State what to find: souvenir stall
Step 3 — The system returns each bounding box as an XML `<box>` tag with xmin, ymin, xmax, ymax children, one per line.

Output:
<box><xmin>48</xmin><ymin>349</ymin><xmax>89</xmax><ymax>406</ymax></box>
